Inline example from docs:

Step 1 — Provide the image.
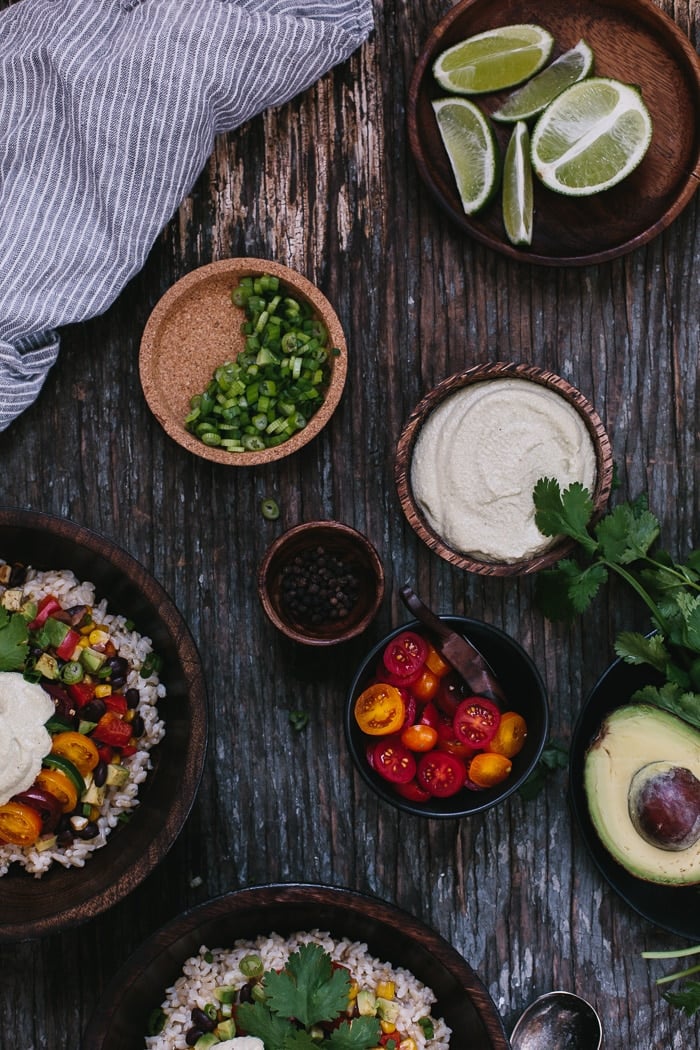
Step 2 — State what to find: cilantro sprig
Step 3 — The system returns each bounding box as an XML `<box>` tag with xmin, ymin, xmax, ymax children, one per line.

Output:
<box><xmin>533</xmin><ymin>478</ymin><xmax>700</xmax><ymax>728</ymax></box>
<box><xmin>236</xmin><ymin>943</ymin><xmax>381</xmax><ymax>1050</ymax></box>
<box><xmin>642</xmin><ymin>944</ymin><xmax>700</xmax><ymax>1017</ymax></box>
<box><xmin>0</xmin><ymin>606</ymin><xmax>29</xmax><ymax>671</ymax></box>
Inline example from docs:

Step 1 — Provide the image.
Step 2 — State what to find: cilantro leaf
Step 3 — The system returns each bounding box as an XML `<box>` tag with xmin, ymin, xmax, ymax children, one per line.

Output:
<box><xmin>518</xmin><ymin>741</ymin><xmax>568</xmax><ymax>800</ymax></box>
<box><xmin>327</xmin><ymin>1016</ymin><xmax>382</xmax><ymax>1049</ymax></box>
<box><xmin>663</xmin><ymin>981</ymin><xmax>700</xmax><ymax>1017</ymax></box>
<box><xmin>614</xmin><ymin>631</ymin><xmax>669</xmax><ymax>672</ymax></box>
<box><xmin>595</xmin><ymin>500</ymin><xmax>659</xmax><ymax>564</ymax></box>
<box><xmin>265</xmin><ymin>943</ymin><xmax>350</xmax><ymax>1027</ymax></box>
<box><xmin>0</xmin><ymin>608</ymin><xmax>29</xmax><ymax>671</ymax></box>
<box><xmin>632</xmin><ymin>683</ymin><xmax>700</xmax><ymax>731</ymax></box>
<box><xmin>535</xmin><ymin>560</ymin><xmax>608</xmax><ymax>622</ymax></box>
<box><xmin>236</xmin><ymin>1000</ymin><xmax>296</xmax><ymax>1045</ymax></box>
<box><xmin>533</xmin><ymin>477</ymin><xmax>597</xmax><ymax>552</ymax></box>
<box><xmin>285</xmin><ymin>1031</ymin><xmax>321</xmax><ymax>1049</ymax></box>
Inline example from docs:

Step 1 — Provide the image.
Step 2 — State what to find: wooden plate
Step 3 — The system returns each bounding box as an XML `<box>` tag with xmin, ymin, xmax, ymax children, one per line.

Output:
<box><xmin>139</xmin><ymin>258</ymin><xmax>347</xmax><ymax>465</ymax></box>
<box><xmin>408</xmin><ymin>0</ymin><xmax>700</xmax><ymax>265</ymax></box>
<box><xmin>82</xmin><ymin>884</ymin><xmax>511</xmax><ymax>1049</ymax></box>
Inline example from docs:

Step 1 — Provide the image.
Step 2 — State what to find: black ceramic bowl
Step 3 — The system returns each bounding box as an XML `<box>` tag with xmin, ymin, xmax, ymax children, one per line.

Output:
<box><xmin>345</xmin><ymin>616</ymin><xmax>549</xmax><ymax>818</ymax></box>
<box><xmin>82</xmin><ymin>883</ymin><xmax>510</xmax><ymax>1049</ymax></box>
<box><xmin>570</xmin><ymin>654</ymin><xmax>700</xmax><ymax>939</ymax></box>
<box><xmin>0</xmin><ymin>508</ymin><xmax>207</xmax><ymax>941</ymax></box>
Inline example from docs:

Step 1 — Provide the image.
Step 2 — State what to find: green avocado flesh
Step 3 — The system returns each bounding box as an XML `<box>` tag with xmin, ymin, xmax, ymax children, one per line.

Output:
<box><xmin>584</xmin><ymin>704</ymin><xmax>700</xmax><ymax>886</ymax></box>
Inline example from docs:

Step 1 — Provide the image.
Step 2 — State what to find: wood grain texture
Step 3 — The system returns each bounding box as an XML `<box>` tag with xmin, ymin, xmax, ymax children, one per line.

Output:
<box><xmin>0</xmin><ymin>0</ymin><xmax>699</xmax><ymax>1046</ymax></box>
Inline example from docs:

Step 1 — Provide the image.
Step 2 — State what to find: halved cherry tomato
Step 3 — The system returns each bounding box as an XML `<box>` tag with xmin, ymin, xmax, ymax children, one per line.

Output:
<box><xmin>371</xmin><ymin>737</ymin><xmax>417</xmax><ymax>784</ymax></box>
<box><xmin>435</xmin><ymin>671</ymin><xmax>469</xmax><ymax>717</ymax></box>
<box><xmin>0</xmin><ymin>801</ymin><xmax>43</xmax><ymax>846</ymax></box>
<box><xmin>488</xmin><ymin>711</ymin><xmax>528</xmax><ymax>758</ymax></box>
<box><xmin>382</xmin><ymin>631</ymin><xmax>428</xmax><ymax>683</ymax></box>
<box><xmin>399</xmin><ymin>689</ymin><xmax>416</xmax><ymax>729</ymax></box>
<box><xmin>453</xmin><ymin>698</ymin><xmax>500</xmax><ymax>749</ymax></box>
<box><xmin>424</xmin><ymin>642</ymin><xmax>452</xmax><ymax>678</ymax></box>
<box><xmin>468</xmin><ymin>752</ymin><xmax>513</xmax><ymax>788</ymax></box>
<box><xmin>354</xmin><ymin>683</ymin><xmax>406</xmax><ymax>736</ymax></box>
<box><xmin>35</xmin><ymin>767</ymin><xmax>79</xmax><ymax>813</ymax></box>
<box><xmin>92</xmin><ymin>711</ymin><xmax>133</xmax><ymax>748</ymax></box>
<box><xmin>416</xmin><ymin>751</ymin><xmax>467</xmax><ymax>798</ymax></box>
<box><xmin>393</xmin><ymin>778</ymin><xmax>432</xmax><ymax>803</ymax></box>
<box><xmin>435</xmin><ymin>715</ymin><xmax>477</xmax><ymax>760</ymax></box>
<box><xmin>12</xmin><ymin>788</ymin><xmax>63</xmax><ymax>833</ymax></box>
<box><xmin>51</xmin><ymin>731</ymin><xmax>100</xmax><ymax>776</ymax></box>
<box><xmin>418</xmin><ymin>701</ymin><xmax>440</xmax><ymax>729</ymax></box>
<box><xmin>400</xmin><ymin>723</ymin><xmax>438</xmax><ymax>752</ymax></box>
<box><xmin>410</xmin><ymin>668</ymin><xmax>440</xmax><ymax>702</ymax></box>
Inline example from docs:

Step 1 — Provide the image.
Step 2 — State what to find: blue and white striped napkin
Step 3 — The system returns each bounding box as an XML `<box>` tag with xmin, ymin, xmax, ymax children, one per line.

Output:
<box><xmin>0</xmin><ymin>0</ymin><xmax>373</xmax><ymax>431</ymax></box>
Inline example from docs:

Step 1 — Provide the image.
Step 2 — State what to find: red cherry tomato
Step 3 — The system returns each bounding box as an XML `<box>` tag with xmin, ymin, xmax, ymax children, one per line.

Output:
<box><xmin>435</xmin><ymin>671</ymin><xmax>470</xmax><ymax>717</ymax></box>
<box><xmin>382</xmin><ymin>631</ymin><xmax>428</xmax><ymax>683</ymax></box>
<box><xmin>435</xmin><ymin>715</ymin><xmax>477</xmax><ymax>759</ymax></box>
<box><xmin>453</xmin><ymin>698</ymin><xmax>501</xmax><ymax>749</ymax></box>
<box><xmin>371</xmin><ymin>737</ymin><xmax>417</xmax><ymax>784</ymax></box>
<box><xmin>393</xmin><ymin>778</ymin><xmax>432</xmax><ymax>803</ymax></box>
<box><xmin>416</xmin><ymin>752</ymin><xmax>467</xmax><ymax>798</ymax></box>
<box><xmin>399</xmin><ymin>689</ymin><xmax>417</xmax><ymax>729</ymax></box>
<box><xmin>418</xmin><ymin>701</ymin><xmax>440</xmax><ymax>729</ymax></box>
<box><xmin>411</xmin><ymin>668</ymin><xmax>440</xmax><ymax>702</ymax></box>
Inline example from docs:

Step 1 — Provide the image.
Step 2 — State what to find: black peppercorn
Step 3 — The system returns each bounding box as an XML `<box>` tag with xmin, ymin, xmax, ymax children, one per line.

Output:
<box><xmin>280</xmin><ymin>544</ymin><xmax>361</xmax><ymax>627</ymax></box>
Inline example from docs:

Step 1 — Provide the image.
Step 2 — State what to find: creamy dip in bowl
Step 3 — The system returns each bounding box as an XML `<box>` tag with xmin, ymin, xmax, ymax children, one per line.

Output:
<box><xmin>396</xmin><ymin>363</ymin><xmax>613</xmax><ymax>575</ymax></box>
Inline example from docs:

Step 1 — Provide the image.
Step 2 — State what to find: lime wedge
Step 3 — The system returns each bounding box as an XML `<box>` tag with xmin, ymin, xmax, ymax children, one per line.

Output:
<box><xmin>530</xmin><ymin>77</ymin><xmax>653</xmax><ymax>196</ymax></box>
<box><xmin>502</xmin><ymin>122</ymin><xmax>533</xmax><ymax>245</ymax></box>
<box><xmin>432</xmin><ymin>97</ymin><xmax>500</xmax><ymax>215</ymax></box>
<box><xmin>433</xmin><ymin>24</ymin><xmax>554</xmax><ymax>95</ymax></box>
<box><xmin>493</xmin><ymin>39</ymin><xmax>595</xmax><ymax>123</ymax></box>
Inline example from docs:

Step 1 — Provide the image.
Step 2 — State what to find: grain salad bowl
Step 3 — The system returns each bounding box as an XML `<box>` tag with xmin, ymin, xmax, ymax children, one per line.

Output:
<box><xmin>345</xmin><ymin>615</ymin><xmax>549</xmax><ymax>818</ymax></box>
<box><xmin>82</xmin><ymin>883</ymin><xmax>511</xmax><ymax>1049</ymax></box>
<box><xmin>395</xmin><ymin>361</ymin><xmax>613</xmax><ymax>576</ymax></box>
<box><xmin>0</xmin><ymin>509</ymin><xmax>207</xmax><ymax>941</ymax></box>
<box><xmin>139</xmin><ymin>257</ymin><xmax>348</xmax><ymax>466</ymax></box>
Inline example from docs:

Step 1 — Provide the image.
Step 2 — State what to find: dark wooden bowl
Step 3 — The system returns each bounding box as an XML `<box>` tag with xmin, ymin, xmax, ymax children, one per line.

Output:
<box><xmin>345</xmin><ymin>617</ymin><xmax>549</xmax><ymax>818</ymax></box>
<box><xmin>395</xmin><ymin>361</ymin><xmax>613</xmax><ymax>576</ymax></box>
<box><xmin>0</xmin><ymin>509</ymin><xmax>207</xmax><ymax>942</ymax></box>
<box><xmin>81</xmin><ymin>883</ymin><xmax>511</xmax><ymax>1049</ymax></box>
<box><xmin>258</xmin><ymin>521</ymin><xmax>385</xmax><ymax>646</ymax></box>
<box><xmin>139</xmin><ymin>258</ymin><xmax>347</xmax><ymax>465</ymax></box>
<box><xmin>407</xmin><ymin>0</ymin><xmax>700</xmax><ymax>265</ymax></box>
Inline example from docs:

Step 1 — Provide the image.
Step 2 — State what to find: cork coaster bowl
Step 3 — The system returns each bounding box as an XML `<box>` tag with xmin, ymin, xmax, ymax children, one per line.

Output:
<box><xmin>258</xmin><ymin>521</ymin><xmax>385</xmax><ymax>646</ymax></box>
<box><xmin>395</xmin><ymin>361</ymin><xmax>614</xmax><ymax>576</ymax></box>
<box><xmin>139</xmin><ymin>258</ymin><xmax>347</xmax><ymax>465</ymax></box>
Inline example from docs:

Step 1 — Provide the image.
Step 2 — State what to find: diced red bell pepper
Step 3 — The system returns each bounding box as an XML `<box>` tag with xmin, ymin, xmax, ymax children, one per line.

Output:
<box><xmin>103</xmin><ymin>693</ymin><xmax>128</xmax><ymax>715</ymax></box>
<box><xmin>56</xmin><ymin>627</ymin><xmax>81</xmax><ymax>661</ymax></box>
<box><xmin>92</xmin><ymin>712</ymin><xmax>132</xmax><ymax>748</ymax></box>
<box><xmin>96</xmin><ymin>744</ymin><xmax>114</xmax><ymax>765</ymax></box>
<box><xmin>120</xmin><ymin>745</ymin><xmax>138</xmax><ymax>758</ymax></box>
<box><xmin>28</xmin><ymin>595</ymin><xmax>62</xmax><ymax>631</ymax></box>
<box><xmin>67</xmin><ymin>681</ymin><xmax>97</xmax><ymax>708</ymax></box>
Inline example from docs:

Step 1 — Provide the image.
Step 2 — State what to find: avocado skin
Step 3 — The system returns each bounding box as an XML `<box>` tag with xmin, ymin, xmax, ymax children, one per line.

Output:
<box><xmin>584</xmin><ymin>704</ymin><xmax>700</xmax><ymax>886</ymax></box>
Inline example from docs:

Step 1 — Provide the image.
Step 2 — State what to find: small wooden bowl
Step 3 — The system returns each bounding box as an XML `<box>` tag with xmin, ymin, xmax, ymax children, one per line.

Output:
<box><xmin>395</xmin><ymin>362</ymin><xmax>613</xmax><ymax>576</ymax></box>
<box><xmin>83</xmin><ymin>883</ymin><xmax>510</xmax><ymax>1049</ymax></box>
<box><xmin>0</xmin><ymin>509</ymin><xmax>207</xmax><ymax>942</ymax></box>
<box><xmin>258</xmin><ymin>521</ymin><xmax>385</xmax><ymax>646</ymax></box>
<box><xmin>139</xmin><ymin>258</ymin><xmax>347</xmax><ymax>465</ymax></box>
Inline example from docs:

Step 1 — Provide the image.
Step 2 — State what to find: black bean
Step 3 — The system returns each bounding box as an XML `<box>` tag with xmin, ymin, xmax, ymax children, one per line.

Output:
<box><xmin>125</xmin><ymin>687</ymin><xmax>140</xmax><ymax>709</ymax></box>
<box><xmin>80</xmin><ymin>698</ymin><xmax>107</xmax><ymax>722</ymax></box>
<box><xmin>185</xmin><ymin>1028</ymin><xmax>204</xmax><ymax>1046</ymax></box>
<box><xmin>77</xmin><ymin>822</ymin><xmax>99</xmax><ymax>840</ymax></box>
<box><xmin>93</xmin><ymin>761</ymin><xmax>108</xmax><ymax>788</ymax></box>
<box><xmin>130</xmin><ymin>714</ymin><xmax>145</xmax><ymax>738</ymax></box>
<box><xmin>190</xmin><ymin>1008</ymin><xmax>215</xmax><ymax>1032</ymax></box>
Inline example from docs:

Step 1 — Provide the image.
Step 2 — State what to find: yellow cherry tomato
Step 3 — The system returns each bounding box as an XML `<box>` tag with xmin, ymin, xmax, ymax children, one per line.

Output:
<box><xmin>468</xmin><ymin>752</ymin><xmax>513</xmax><ymax>788</ymax></box>
<box><xmin>35</xmin><ymin>767</ymin><xmax>79</xmax><ymax>813</ymax></box>
<box><xmin>400</xmin><ymin>724</ymin><xmax>439</xmax><ymax>752</ymax></box>
<box><xmin>0</xmin><ymin>801</ymin><xmax>43</xmax><ymax>846</ymax></box>
<box><xmin>488</xmin><ymin>711</ymin><xmax>528</xmax><ymax>758</ymax></box>
<box><xmin>50</xmin><ymin>731</ymin><xmax>100</xmax><ymax>776</ymax></box>
<box><xmin>411</xmin><ymin>668</ymin><xmax>440</xmax><ymax>702</ymax></box>
<box><xmin>354</xmin><ymin>683</ymin><xmax>406</xmax><ymax>736</ymax></box>
<box><xmin>424</xmin><ymin>643</ymin><xmax>451</xmax><ymax>678</ymax></box>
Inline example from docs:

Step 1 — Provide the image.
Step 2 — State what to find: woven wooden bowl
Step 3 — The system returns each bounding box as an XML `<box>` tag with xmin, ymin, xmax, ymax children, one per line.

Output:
<box><xmin>258</xmin><ymin>521</ymin><xmax>385</xmax><ymax>646</ymax></box>
<box><xmin>395</xmin><ymin>362</ymin><xmax>613</xmax><ymax>576</ymax></box>
<box><xmin>139</xmin><ymin>258</ymin><xmax>347</xmax><ymax>465</ymax></box>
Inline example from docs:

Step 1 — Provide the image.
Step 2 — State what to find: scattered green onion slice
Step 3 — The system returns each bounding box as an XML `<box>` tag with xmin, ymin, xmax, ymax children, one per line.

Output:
<box><xmin>261</xmin><ymin>498</ymin><xmax>280</xmax><ymax>521</ymax></box>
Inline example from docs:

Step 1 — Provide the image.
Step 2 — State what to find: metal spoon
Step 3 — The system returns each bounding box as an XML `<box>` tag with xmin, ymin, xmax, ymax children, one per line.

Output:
<box><xmin>510</xmin><ymin>991</ymin><xmax>603</xmax><ymax>1050</ymax></box>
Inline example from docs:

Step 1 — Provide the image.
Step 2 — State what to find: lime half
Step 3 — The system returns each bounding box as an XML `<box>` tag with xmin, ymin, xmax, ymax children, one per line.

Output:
<box><xmin>530</xmin><ymin>77</ymin><xmax>653</xmax><ymax>196</ymax></box>
<box><xmin>502</xmin><ymin>122</ymin><xmax>533</xmax><ymax>245</ymax></box>
<box><xmin>433</xmin><ymin>24</ymin><xmax>554</xmax><ymax>95</ymax></box>
<box><xmin>493</xmin><ymin>39</ymin><xmax>595</xmax><ymax>123</ymax></box>
<box><xmin>433</xmin><ymin>97</ymin><xmax>500</xmax><ymax>215</ymax></box>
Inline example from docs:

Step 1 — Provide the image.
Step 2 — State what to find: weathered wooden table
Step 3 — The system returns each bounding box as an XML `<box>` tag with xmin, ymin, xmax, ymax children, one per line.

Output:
<box><xmin>0</xmin><ymin>0</ymin><xmax>699</xmax><ymax>1046</ymax></box>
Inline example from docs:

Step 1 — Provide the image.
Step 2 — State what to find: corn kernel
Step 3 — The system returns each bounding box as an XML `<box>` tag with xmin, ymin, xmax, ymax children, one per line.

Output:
<box><xmin>89</xmin><ymin>805</ymin><xmax>101</xmax><ymax>822</ymax></box>
<box><xmin>376</xmin><ymin>981</ymin><xmax>395</xmax><ymax>1000</ymax></box>
<box><xmin>399</xmin><ymin>1040</ymin><xmax>418</xmax><ymax>1050</ymax></box>
<box><xmin>78</xmin><ymin>636</ymin><xmax>89</xmax><ymax>648</ymax></box>
<box><xmin>94</xmin><ymin>684</ymin><xmax>112</xmax><ymax>698</ymax></box>
<box><xmin>380</xmin><ymin>1021</ymin><xmax>396</xmax><ymax>1034</ymax></box>
<box><xmin>89</xmin><ymin>628</ymin><xmax>110</xmax><ymax>646</ymax></box>
<box><xmin>124</xmin><ymin>708</ymin><xmax>135</xmax><ymax>723</ymax></box>
<box><xmin>347</xmin><ymin>981</ymin><xmax>359</xmax><ymax>1001</ymax></box>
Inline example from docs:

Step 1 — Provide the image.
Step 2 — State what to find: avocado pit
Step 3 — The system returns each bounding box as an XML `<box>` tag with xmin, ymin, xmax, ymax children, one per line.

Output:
<box><xmin>628</xmin><ymin>761</ymin><xmax>700</xmax><ymax>852</ymax></box>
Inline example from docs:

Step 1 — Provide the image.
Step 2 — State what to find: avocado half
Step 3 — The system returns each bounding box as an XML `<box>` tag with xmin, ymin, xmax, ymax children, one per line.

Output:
<box><xmin>584</xmin><ymin>704</ymin><xmax>700</xmax><ymax>886</ymax></box>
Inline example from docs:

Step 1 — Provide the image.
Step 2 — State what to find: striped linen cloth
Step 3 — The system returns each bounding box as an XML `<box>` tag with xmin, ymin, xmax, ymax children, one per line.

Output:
<box><xmin>0</xmin><ymin>0</ymin><xmax>373</xmax><ymax>431</ymax></box>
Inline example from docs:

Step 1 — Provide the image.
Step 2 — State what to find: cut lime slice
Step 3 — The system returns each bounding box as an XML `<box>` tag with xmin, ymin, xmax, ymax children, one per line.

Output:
<box><xmin>432</xmin><ymin>97</ymin><xmax>500</xmax><ymax>215</ymax></box>
<box><xmin>433</xmin><ymin>24</ymin><xmax>554</xmax><ymax>95</ymax></box>
<box><xmin>502</xmin><ymin>122</ymin><xmax>533</xmax><ymax>246</ymax></box>
<box><xmin>493</xmin><ymin>39</ymin><xmax>595</xmax><ymax>123</ymax></box>
<box><xmin>530</xmin><ymin>77</ymin><xmax>653</xmax><ymax>196</ymax></box>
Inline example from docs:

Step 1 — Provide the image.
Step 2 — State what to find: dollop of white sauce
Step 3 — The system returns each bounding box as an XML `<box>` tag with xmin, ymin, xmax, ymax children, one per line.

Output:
<box><xmin>216</xmin><ymin>1039</ymin><xmax>265</xmax><ymax>1050</ymax></box>
<box><xmin>0</xmin><ymin>671</ymin><xmax>54</xmax><ymax>805</ymax></box>
<box><xmin>410</xmin><ymin>378</ymin><xmax>598</xmax><ymax>563</ymax></box>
